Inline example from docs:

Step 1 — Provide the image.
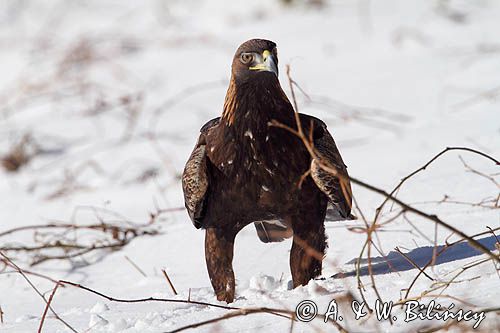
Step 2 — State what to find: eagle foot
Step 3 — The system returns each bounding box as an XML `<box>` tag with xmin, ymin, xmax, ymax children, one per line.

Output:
<box><xmin>215</xmin><ymin>288</ymin><xmax>235</xmax><ymax>303</ymax></box>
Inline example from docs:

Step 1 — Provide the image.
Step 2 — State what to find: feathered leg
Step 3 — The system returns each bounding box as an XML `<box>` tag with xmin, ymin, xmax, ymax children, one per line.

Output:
<box><xmin>289</xmin><ymin>214</ymin><xmax>327</xmax><ymax>287</ymax></box>
<box><xmin>205</xmin><ymin>228</ymin><xmax>236</xmax><ymax>303</ymax></box>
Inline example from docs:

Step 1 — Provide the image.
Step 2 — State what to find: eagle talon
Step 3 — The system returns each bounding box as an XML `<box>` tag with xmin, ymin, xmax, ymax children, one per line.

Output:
<box><xmin>216</xmin><ymin>290</ymin><xmax>235</xmax><ymax>303</ymax></box>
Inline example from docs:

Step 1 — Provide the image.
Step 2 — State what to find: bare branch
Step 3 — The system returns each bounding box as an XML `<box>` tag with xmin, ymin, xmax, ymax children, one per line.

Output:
<box><xmin>162</xmin><ymin>269</ymin><xmax>178</xmax><ymax>296</ymax></box>
<box><xmin>0</xmin><ymin>252</ymin><xmax>77</xmax><ymax>333</ymax></box>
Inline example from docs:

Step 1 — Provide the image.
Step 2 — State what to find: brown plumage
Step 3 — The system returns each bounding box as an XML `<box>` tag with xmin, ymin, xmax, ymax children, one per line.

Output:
<box><xmin>182</xmin><ymin>39</ymin><xmax>352</xmax><ymax>303</ymax></box>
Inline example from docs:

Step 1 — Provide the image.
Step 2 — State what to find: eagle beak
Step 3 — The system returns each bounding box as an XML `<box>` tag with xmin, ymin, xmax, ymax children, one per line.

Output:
<box><xmin>249</xmin><ymin>50</ymin><xmax>278</xmax><ymax>77</ymax></box>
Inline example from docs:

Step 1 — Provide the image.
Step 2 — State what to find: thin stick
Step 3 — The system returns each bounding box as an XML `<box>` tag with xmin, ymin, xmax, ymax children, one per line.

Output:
<box><xmin>31</xmin><ymin>243</ymin><xmax>129</xmax><ymax>266</ymax></box>
<box><xmin>0</xmin><ymin>305</ymin><xmax>4</xmax><ymax>324</ymax></box>
<box><xmin>394</xmin><ymin>294</ymin><xmax>476</xmax><ymax>308</ymax></box>
<box><xmin>38</xmin><ymin>282</ymin><xmax>61</xmax><ymax>333</ymax></box>
<box><xmin>124</xmin><ymin>256</ymin><xmax>147</xmax><ymax>277</ymax></box>
<box><xmin>166</xmin><ymin>308</ymin><xmax>293</xmax><ymax>333</ymax></box>
<box><xmin>167</xmin><ymin>305</ymin><xmax>348</xmax><ymax>333</ymax></box>
<box><xmin>55</xmin><ymin>279</ymin><xmax>294</xmax><ymax>326</ymax></box>
<box><xmin>0</xmin><ymin>222</ymin><xmax>157</xmax><ymax>238</ymax></box>
<box><xmin>487</xmin><ymin>226</ymin><xmax>500</xmax><ymax>246</ymax></box>
<box><xmin>161</xmin><ymin>269</ymin><xmax>178</xmax><ymax>295</ymax></box>
<box><xmin>58</xmin><ymin>280</ymin><xmax>285</xmax><ymax>319</ymax></box>
<box><xmin>394</xmin><ymin>247</ymin><xmax>434</xmax><ymax>281</ymax></box>
<box><xmin>0</xmin><ymin>259</ymin><xmax>60</xmax><ymax>284</ymax></box>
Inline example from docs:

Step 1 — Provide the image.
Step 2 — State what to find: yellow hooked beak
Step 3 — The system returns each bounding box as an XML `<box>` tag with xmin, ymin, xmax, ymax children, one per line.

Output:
<box><xmin>249</xmin><ymin>50</ymin><xmax>278</xmax><ymax>76</ymax></box>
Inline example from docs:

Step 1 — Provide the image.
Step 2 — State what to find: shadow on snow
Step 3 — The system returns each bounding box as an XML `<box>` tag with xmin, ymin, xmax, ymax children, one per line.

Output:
<box><xmin>332</xmin><ymin>235</ymin><xmax>497</xmax><ymax>278</ymax></box>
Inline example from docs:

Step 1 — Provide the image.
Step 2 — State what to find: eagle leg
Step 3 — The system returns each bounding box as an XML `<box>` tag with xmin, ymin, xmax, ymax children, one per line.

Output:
<box><xmin>205</xmin><ymin>228</ymin><xmax>236</xmax><ymax>303</ymax></box>
<box><xmin>289</xmin><ymin>216</ymin><xmax>326</xmax><ymax>288</ymax></box>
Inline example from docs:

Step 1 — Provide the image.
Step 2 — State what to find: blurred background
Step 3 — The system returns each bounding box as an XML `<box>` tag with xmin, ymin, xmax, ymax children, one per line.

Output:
<box><xmin>1</xmin><ymin>0</ymin><xmax>498</xmax><ymax>215</ymax></box>
<box><xmin>0</xmin><ymin>1</ymin><xmax>499</xmax><ymax>331</ymax></box>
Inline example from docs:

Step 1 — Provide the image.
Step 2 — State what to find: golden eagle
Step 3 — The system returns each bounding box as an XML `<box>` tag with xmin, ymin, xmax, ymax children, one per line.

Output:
<box><xmin>182</xmin><ymin>39</ymin><xmax>352</xmax><ymax>303</ymax></box>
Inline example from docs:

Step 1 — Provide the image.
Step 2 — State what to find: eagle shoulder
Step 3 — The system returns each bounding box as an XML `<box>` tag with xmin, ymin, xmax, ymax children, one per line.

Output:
<box><xmin>182</xmin><ymin>117</ymin><xmax>220</xmax><ymax>228</ymax></box>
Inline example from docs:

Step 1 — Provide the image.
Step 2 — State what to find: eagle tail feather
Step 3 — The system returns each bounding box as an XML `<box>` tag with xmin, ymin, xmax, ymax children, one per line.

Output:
<box><xmin>254</xmin><ymin>221</ymin><xmax>292</xmax><ymax>243</ymax></box>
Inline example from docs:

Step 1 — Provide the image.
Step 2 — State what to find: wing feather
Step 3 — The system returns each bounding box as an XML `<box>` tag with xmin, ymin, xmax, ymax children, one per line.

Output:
<box><xmin>182</xmin><ymin>117</ymin><xmax>220</xmax><ymax>228</ymax></box>
<box><xmin>301</xmin><ymin>114</ymin><xmax>353</xmax><ymax>220</ymax></box>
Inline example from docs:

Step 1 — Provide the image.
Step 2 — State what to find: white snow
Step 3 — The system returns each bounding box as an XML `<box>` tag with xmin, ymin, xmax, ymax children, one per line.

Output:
<box><xmin>0</xmin><ymin>0</ymin><xmax>499</xmax><ymax>332</ymax></box>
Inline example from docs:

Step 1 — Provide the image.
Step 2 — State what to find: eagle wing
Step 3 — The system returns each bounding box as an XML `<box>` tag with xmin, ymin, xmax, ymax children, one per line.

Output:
<box><xmin>182</xmin><ymin>117</ymin><xmax>220</xmax><ymax>228</ymax></box>
<box><xmin>302</xmin><ymin>114</ymin><xmax>353</xmax><ymax>220</ymax></box>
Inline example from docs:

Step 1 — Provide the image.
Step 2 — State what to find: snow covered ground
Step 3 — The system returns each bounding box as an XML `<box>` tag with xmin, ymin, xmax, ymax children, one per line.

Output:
<box><xmin>0</xmin><ymin>0</ymin><xmax>499</xmax><ymax>332</ymax></box>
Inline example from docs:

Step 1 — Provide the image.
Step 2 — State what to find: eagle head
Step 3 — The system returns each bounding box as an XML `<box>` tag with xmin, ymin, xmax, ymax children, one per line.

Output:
<box><xmin>231</xmin><ymin>39</ymin><xmax>278</xmax><ymax>82</ymax></box>
<box><xmin>223</xmin><ymin>39</ymin><xmax>285</xmax><ymax>125</ymax></box>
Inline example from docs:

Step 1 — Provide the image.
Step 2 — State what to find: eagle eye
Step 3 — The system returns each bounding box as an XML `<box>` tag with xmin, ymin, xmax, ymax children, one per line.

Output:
<box><xmin>240</xmin><ymin>52</ymin><xmax>254</xmax><ymax>65</ymax></box>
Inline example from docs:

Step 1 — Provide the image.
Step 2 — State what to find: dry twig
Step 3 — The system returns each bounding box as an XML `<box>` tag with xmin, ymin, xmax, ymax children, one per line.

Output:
<box><xmin>124</xmin><ymin>255</ymin><xmax>147</xmax><ymax>277</ymax></box>
<box><xmin>162</xmin><ymin>269</ymin><xmax>178</xmax><ymax>295</ymax></box>
<box><xmin>0</xmin><ymin>220</ymin><xmax>159</xmax><ymax>267</ymax></box>
<box><xmin>0</xmin><ymin>252</ymin><xmax>77</xmax><ymax>333</ymax></box>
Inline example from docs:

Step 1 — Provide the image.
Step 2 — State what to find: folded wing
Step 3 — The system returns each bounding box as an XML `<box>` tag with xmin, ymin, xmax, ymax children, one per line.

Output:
<box><xmin>304</xmin><ymin>115</ymin><xmax>353</xmax><ymax>220</ymax></box>
<box><xmin>182</xmin><ymin>118</ymin><xmax>220</xmax><ymax>228</ymax></box>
